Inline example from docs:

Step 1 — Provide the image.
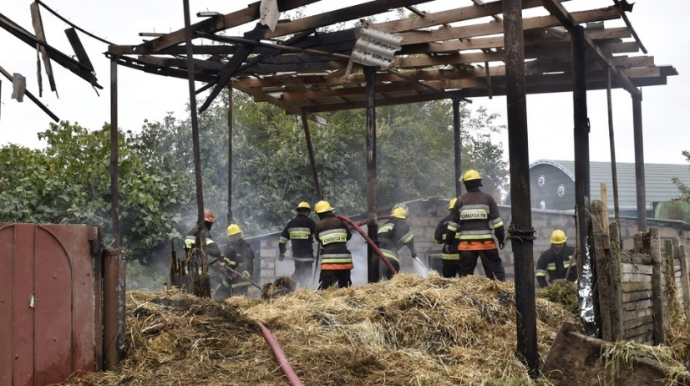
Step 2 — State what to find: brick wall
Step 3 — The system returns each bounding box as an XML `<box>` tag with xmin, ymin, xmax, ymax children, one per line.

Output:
<box><xmin>248</xmin><ymin>197</ymin><xmax>690</xmax><ymax>284</ymax></box>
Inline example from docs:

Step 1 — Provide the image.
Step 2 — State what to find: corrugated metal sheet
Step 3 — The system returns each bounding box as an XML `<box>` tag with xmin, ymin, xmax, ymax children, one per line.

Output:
<box><xmin>0</xmin><ymin>224</ymin><xmax>95</xmax><ymax>386</ymax></box>
<box><xmin>531</xmin><ymin>160</ymin><xmax>690</xmax><ymax>209</ymax></box>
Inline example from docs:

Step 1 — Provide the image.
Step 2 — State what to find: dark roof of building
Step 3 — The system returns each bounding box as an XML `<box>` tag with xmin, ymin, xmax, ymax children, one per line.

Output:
<box><xmin>530</xmin><ymin>160</ymin><xmax>690</xmax><ymax>209</ymax></box>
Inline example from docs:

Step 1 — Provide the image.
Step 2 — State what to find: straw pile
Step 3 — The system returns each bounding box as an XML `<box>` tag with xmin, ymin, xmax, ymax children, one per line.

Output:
<box><xmin>536</xmin><ymin>279</ymin><xmax>579</xmax><ymax>316</ymax></box>
<box><xmin>65</xmin><ymin>273</ymin><xmax>576</xmax><ymax>386</ymax></box>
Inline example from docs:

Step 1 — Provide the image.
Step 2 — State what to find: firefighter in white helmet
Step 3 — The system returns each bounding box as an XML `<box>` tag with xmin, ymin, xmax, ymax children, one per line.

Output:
<box><xmin>278</xmin><ymin>201</ymin><xmax>316</xmax><ymax>287</ymax></box>
<box><xmin>535</xmin><ymin>230</ymin><xmax>577</xmax><ymax>288</ymax></box>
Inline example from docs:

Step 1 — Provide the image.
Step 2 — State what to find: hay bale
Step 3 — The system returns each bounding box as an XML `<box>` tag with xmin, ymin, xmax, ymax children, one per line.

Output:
<box><xmin>536</xmin><ymin>279</ymin><xmax>579</xmax><ymax>316</ymax></box>
<box><xmin>62</xmin><ymin>274</ymin><xmax>591</xmax><ymax>385</ymax></box>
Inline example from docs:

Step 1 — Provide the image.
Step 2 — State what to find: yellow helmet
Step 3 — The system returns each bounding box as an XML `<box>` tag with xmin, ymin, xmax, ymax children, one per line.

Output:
<box><xmin>550</xmin><ymin>230</ymin><xmax>567</xmax><ymax>244</ymax></box>
<box><xmin>227</xmin><ymin>224</ymin><xmax>242</xmax><ymax>236</ymax></box>
<box><xmin>297</xmin><ymin>201</ymin><xmax>311</xmax><ymax>210</ymax></box>
<box><xmin>462</xmin><ymin>169</ymin><xmax>482</xmax><ymax>182</ymax></box>
<box><xmin>391</xmin><ymin>207</ymin><xmax>408</xmax><ymax>219</ymax></box>
<box><xmin>448</xmin><ymin>198</ymin><xmax>457</xmax><ymax>210</ymax></box>
<box><xmin>314</xmin><ymin>200</ymin><xmax>335</xmax><ymax>214</ymax></box>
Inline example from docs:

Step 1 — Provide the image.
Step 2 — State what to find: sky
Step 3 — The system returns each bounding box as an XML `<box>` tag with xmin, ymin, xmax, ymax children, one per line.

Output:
<box><xmin>0</xmin><ymin>0</ymin><xmax>688</xmax><ymax>166</ymax></box>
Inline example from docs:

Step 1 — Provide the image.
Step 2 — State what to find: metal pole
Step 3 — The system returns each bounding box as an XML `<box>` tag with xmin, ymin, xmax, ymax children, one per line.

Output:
<box><xmin>110</xmin><ymin>59</ymin><xmax>121</xmax><ymax>248</ymax></box>
<box><xmin>453</xmin><ymin>98</ymin><xmax>462</xmax><ymax>197</ymax></box>
<box><xmin>364</xmin><ymin>65</ymin><xmax>379</xmax><ymax>284</ymax></box>
<box><xmin>502</xmin><ymin>0</ymin><xmax>537</xmax><ymax>378</ymax></box>
<box><xmin>302</xmin><ymin>113</ymin><xmax>323</xmax><ymax>200</ymax></box>
<box><xmin>606</xmin><ymin>68</ymin><xmax>622</xmax><ymax>227</ymax></box>
<box><xmin>183</xmin><ymin>0</ymin><xmax>205</xmax><ymax>226</ymax></box>
<box><xmin>632</xmin><ymin>92</ymin><xmax>646</xmax><ymax>231</ymax></box>
<box><xmin>227</xmin><ymin>85</ymin><xmax>233</xmax><ymax>224</ymax></box>
<box><xmin>102</xmin><ymin>251</ymin><xmax>118</xmax><ymax>370</ymax></box>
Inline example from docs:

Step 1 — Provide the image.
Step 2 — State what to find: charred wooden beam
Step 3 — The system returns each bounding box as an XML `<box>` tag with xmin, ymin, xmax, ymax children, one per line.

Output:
<box><xmin>0</xmin><ymin>64</ymin><xmax>59</xmax><ymax>121</ymax></box>
<box><xmin>30</xmin><ymin>2</ymin><xmax>57</xmax><ymax>94</ymax></box>
<box><xmin>0</xmin><ymin>12</ymin><xmax>101</xmax><ymax>88</ymax></box>
<box><xmin>232</xmin><ymin>81</ymin><xmax>326</xmax><ymax>126</ymax></box>
<box><xmin>117</xmin><ymin>0</ymin><xmax>320</xmax><ymax>54</ymax></box>
<box><xmin>65</xmin><ymin>28</ymin><xmax>94</xmax><ymax>71</ymax></box>
<box><xmin>265</xmin><ymin>0</ymin><xmax>435</xmax><ymax>39</ymax></box>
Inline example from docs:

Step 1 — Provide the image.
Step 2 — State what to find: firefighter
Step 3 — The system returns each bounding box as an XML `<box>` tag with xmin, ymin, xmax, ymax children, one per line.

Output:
<box><xmin>378</xmin><ymin>203</ymin><xmax>418</xmax><ymax>280</ymax></box>
<box><xmin>216</xmin><ymin>224</ymin><xmax>255</xmax><ymax>298</ymax></box>
<box><xmin>444</xmin><ymin>170</ymin><xmax>506</xmax><ymax>281</ymax></box>
<box><xmin>434</xmin><ymin>198</ymin><xmax>462</xmax><ymax>278</ymax></box>
<box><xmin>278</xmin><ymin>201</ymin><xmax>316</xmax><ymax>287</ymax></box>
<box><xmin>184</xmin><ymin>209</ymin><xmax>221</xmax><ymax>259</ymax></box>
<box><xmin>314</xmin><ymin>200</ymin><xmax>353</xmax><ymax>289</ymax></box>
<box><xmin>536</xmin><ymin>230</ymin><xmax>577</xmax><ymax>288</ymax></box>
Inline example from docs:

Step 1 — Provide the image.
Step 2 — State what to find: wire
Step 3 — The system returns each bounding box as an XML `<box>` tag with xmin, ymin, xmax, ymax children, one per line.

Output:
<box><xmin>36</xmin><ymin>0</ymin><xmax>113</xmax><ymax>45</ymax></box>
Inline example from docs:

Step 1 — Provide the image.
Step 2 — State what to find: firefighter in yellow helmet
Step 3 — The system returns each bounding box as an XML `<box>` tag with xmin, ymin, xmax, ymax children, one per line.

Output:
<box><xmin>434</xmin><ymin>198</ymin><xmax>462</xmax><ymax>278</ymax></box>
<box><xmin>215</xmin><ymin>224</ymin><xmax>255</xmax><ymax>298</ymax></box>
<box><xmin>535</xmin><ymin>230</ymin><xmax>577</xmax><ymax>288</ymax></box>
<box><xmin>314</xmin><ymin>200</ymin><xmax>353</xmax><ymax>289</ymax></box>
<box><xmin>444</xmin><ymin>170</ymin><xmax>506</xmax><ymax>281</ymax></box>
<box><xmin>378</xmin><ymin>203</ymin><xmax>417</xmax><ymax>279</ymax></box>
<box><xmin>278</xmin><ymin>201</ymin><xmax>316</xmax><ymax>287</ymax></box>
<box><xmin>184</xmin><ymin>209</ymin><xmax>221</xmax><ymax>259</ymax></box>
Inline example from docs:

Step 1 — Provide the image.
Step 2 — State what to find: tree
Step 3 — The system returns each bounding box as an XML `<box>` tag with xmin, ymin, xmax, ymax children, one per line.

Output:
<box><xmin>673</xmin><ymin>150</ymin><xmax>690</xmax><ymax>201</ymax></box>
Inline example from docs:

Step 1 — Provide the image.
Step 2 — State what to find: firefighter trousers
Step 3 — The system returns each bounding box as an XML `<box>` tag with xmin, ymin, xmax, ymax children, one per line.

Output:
<box><xmin>318</xmin><ymin>269</ymin><xmax>352</xmax><ymax>290</ymax></box>
<box><xmin>458</xmin><ymin>248</ymin><xmax>506</xmax><ymax>281</ymax></box>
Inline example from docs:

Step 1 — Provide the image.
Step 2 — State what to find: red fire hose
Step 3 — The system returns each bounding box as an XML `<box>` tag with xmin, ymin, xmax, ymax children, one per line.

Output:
<box><xmin>257</xmin><ymin>321</ymin><xmax>304</xmax><ymax>386</ymax></box>
<box><xmin>337</xmin><ymin>215</ymin><xmax>398</xmax><ymax>275</ymax></box>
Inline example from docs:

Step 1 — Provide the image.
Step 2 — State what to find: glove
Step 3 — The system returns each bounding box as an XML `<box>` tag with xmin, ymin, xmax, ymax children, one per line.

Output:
<box><xmin>278</xmin><ymin>253</ymin><xmax>285</xmax><ymax>261</ymax></box>
<box><xmin>219</xmin><ymin>261</ymin><xmax>227</xmax><ymax>268</ymax></box>
<box><xmin>499</xmin><ymin>241</ymin><xmax>505</xmax><ymax>250</ymax></box>
<box><xmin>412</xmin><ymin>253</ymin><xmax>418</xmax><ymax>259</ymax></box>
<box><xmin>442</xmin><ymin>244</ymin><xmax>452</xmax><ymax>254</ymax></box>
<box><xmin>242</xmin><ymin>271</ymin><xmax>250</xmax><ymax>279</ymax></box>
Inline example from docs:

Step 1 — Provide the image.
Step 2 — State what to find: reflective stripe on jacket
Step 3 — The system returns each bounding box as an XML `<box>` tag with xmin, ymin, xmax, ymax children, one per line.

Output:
<box><xmin>278</xmin><ymin>214</ymin><xmax>316</xmax><ymax>259</ymax></box>
<box><xmin>315</xmin><ymin>213</ymin><xmax>353</xmax><ymax>270</ymax></box>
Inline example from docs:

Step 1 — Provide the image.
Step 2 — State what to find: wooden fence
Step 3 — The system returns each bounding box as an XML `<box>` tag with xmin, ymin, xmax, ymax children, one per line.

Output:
<box><xmin>591</xmin><ymin>199</ymin><xmax>690</xmax><ymax>345</ymax></box>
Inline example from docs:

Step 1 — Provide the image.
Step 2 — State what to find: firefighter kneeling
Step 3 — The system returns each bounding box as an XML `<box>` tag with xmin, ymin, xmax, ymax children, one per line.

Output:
<box><xmin>216</xmin><ymin>224</ymin><xmax>255</xmax><ymax>298</ymax></box>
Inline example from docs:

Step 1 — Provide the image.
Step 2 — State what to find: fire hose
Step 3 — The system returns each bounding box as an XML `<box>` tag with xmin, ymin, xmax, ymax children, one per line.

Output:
<box><xmin>337</xmin><ymin>215</ymin><xmax>397</xmax><ymax>275</ymax></box>
<box><xmin>257</xmin><ymin>321</ymin><xmax>304</xmax><ymax>386</ymax></box>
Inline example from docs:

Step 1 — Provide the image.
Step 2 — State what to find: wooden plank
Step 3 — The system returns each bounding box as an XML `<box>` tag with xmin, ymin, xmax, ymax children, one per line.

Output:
<box><xmin>592</xmin><ymin>200</ymin><xmax>614</xmax><ymax>341</ymax></box>
<box><xmin>30</xmin><ymin>2</ymin><xmax>56</xmax><ymax>94</ymax></box>
<box><xmin>621</xmin><ymin>263</ymin><xmax>653</xmax><ymax>275</ymax></box>
<box><xmin>623</xmin><ymin>308</ymin><xmax>653</xmax><ymax>322</ymax></box>
<box><xmin>626</xmin><ymin>329</ymin><xmax>654</xmax><ymax>344</ymax></box>
<box><xmin>622</xmin><ymin>290</ymin><xmax>653</xmax><ymax>303</ymax></box>
<box><xmin>600</xmin><ymin>184</ymin><xmax>611</xmax><ymax>249</ymax></box>
<box><xmin>679</xmin><ymin>242</ymin><xmax>690</xmax><ymax>319</ymax></box>
<box><xmin>64</xmin><ymin>28</ymin><xmax>94</xmax><ymax>71</ymax></box>
<box><xmin>232</xmin><ymin>80</ymin><xmax>327</xmax><ymax>126</ymax></box>
<box><xmin>650</xmin><ymin>228</ymin><xmax>666</xmax><ymax>345</ymax></box>
<box><xmin>624</xmin><ymin>324</ymin><xmax>653</xmax><ymax>340</ymax></box>
<box><xmin>623</xmin><ymin>299</ymin><xmax>653</xmax><ymax>311</ymax></box>
<box><xmin>397</xmin><ymin>6</ymin><xmax>621</xmax><ymax>45</ymax></box>
<box><xmin>0</xmin><ymin>65</ymin><xmax>59</xmax><ymax>122</ymax></box>
<box><xmin>265</xmin><ymin>0</ymin><xmax>435</xmax><ymax>39</ymax></box>
<box><xmin>621</xmin><ymin>281</ymin><xmax>653</xmax><ymax>293</ymax></box>
<box><xmin>623</xmin><ymin>315</ymin><xmax>654</xmax><ymax>330</ymax></box>
<box><xmin>621</xmin><ymin>272</ymin><xmax>653</xmax><ymax>282</ymax></box>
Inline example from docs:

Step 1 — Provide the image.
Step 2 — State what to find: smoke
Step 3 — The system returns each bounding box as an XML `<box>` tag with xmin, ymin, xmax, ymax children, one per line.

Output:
<box><xmin>348</xmin><ymin>231</ymin><xmax>370</xmax><ymax>286</ymax></box>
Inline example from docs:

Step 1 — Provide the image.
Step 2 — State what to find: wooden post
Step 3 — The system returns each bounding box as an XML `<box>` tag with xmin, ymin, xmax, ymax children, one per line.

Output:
<box><xmin>609</xmin><ymin>221</ymin><xmax>624</xmax><ymax>341</ymax></box>
<box><xmin>591</xmin><ymin>200</ymin><xmax>613</xmax><ymax>341</ymax></box>
<box><xmin>600</xmin><ymin>184</ymin><xmax>610</xmax><ymax>250</ymax></box>
<box><xmin>677</xmin><ymin>239</ymin><xmax>690</xmax><ymax>319</ymax></box>
<box><xmin>649</xmin><ymin>227</ymin><xmax>666</xmax><ymax>345</ymax></box>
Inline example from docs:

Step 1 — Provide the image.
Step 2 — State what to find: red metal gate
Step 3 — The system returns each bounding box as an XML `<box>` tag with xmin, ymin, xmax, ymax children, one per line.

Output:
<box><xmin>0</xmin><ymin>224</ymin><xmax>96</xmax><ymax>386</ymax></box>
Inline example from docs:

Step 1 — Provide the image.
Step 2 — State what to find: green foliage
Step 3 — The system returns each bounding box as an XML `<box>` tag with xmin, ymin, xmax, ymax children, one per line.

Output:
<box><xmin>673</xmin><ymin>150</ymin><xmax>690</xmax><ymax>201</ymax></box>
<box><xmin>0</xmin><ymin>121</ymin><xmax>184</xmax><ymax>264</ymax></box>
<box><xmin>0</xmin><ymin>90</ymin><xmax>508</xmax><ymax>267</ymax></box>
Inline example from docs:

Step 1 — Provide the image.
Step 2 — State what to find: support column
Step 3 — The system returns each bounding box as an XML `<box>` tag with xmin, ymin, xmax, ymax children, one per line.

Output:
<box><xmin>606</xmin><ymin>69</ymin><xmax>621</xmax><ymax>227</ymax></box>
<box><xmin>632</xmin><ymin>92</ymin><xmax>646</xmax><ymax>231</ymax></box>
<box><xmin>453</xmin><ymin>98</ymin><xmax>462</xmax><ymax>197</ymax></box>
<box><xmin>572</xmin><ymin>25</ymin><xmax>597</xmax><ymax>337</ymax></box>
<box><xmin>227</xmin><ymin>85</ymin><xmax>233</xmax><ymax>223</ymax></box>
<box><xmin>302</xmin><ymin>113</ymin><xmax>323</xmax><ymax>200</ymax></box>
<box><xmin>364</xmin><ymin>65</ymin><xmax>379</xmax><ymax>284</ymax></box>
<box><xmin>502</xmin><ymin>0</ymin><xmax>537</xmax><ymax>378</ymax></box>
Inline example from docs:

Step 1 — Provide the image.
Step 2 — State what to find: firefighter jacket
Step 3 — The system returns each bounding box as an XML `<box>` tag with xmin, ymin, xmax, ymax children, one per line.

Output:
<box><xmin>221</xmin><ymin>239</ymin><xmax>255</xmax><ymax>289</ymax></box>
<box><xmin>445</xmin><ymin>188</ymin><xmax>505</xmax><ymax>251</ymax></box>
<box><xmin>315</xmin><ymin>213</ymin><xmax>353</xmax><ymax>270</ymax></box>
<box><xmin>434</xmin><ymin>215</ymin><xmax>460</xmax><ymax>260</ymax></box>
<box><xmin>378</xmin><ymin>218</ymin><xmax>416</xmax><ymax>264</ymax></box>
<box><xmin>278</xmin><ymin>214</ymin><xmax>316</xmax><ymax>261</ymax></box>
<box><xmin>184</xmin><ymin>225</ymin><xmax>221</xmax><ymax>258</ymax></box>
<box><xmin>536</xmin><ymin>244</ymin><xmax>577</xmax><ymax>288</ymax></box>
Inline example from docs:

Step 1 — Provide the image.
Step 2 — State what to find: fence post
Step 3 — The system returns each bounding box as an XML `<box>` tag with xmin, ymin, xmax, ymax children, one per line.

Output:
<box><xmin>591</xmin><ymin>200</ymin><xmax>614</xmax><ymax>341</ymax></box>
<box><xmin>674</xmin><ymin>238</ymin><xmax>690</xmax><ymax>319</ymax></box>
<box><xmin>609</xmin><ymin>221</ymin><xmax>624</xmax><ymax>341</ymax></box>
<box><xmin>650</xmin><ymin>227</ymin><xmax>666</xmax><ymax>345</ymax></box>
